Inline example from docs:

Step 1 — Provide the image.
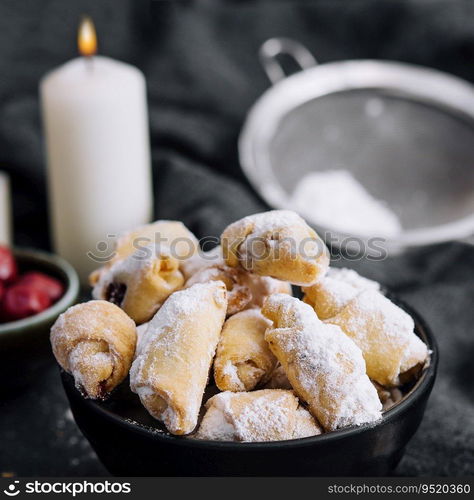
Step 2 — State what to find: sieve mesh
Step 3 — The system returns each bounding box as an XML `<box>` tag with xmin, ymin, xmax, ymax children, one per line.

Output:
<box><xmin>269</xmin><ymin>89</ymin><xmax>474</xmax><ymax>230</ymax></box>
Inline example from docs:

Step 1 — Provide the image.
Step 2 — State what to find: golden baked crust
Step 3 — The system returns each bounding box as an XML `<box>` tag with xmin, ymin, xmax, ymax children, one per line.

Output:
<box><xmin>303</xmin><ymin>267</ymin><xmax>380</xmax><ymax>320</ymax></box>
<box><xmin>89</xmin><ymin>220</ymin><xmax>198</xmax><ymax>285</ymax></box>
<box><xmin>262</xmin><ymin>294</ymin><xmax>382</xmax><ymax>431</ymax></box>
<box><xmin>221</xmin><ymin>210</ymin><xmax>329</xmax><ymax>286</ymax></box>
<box><xmin>243</xmin><ymin>273</ymin><xmax>292</xmax><ymax>309</ymax></box>
<box><xmin>196</xmin><ymin>389</ymin><xmax>320</xmax><ymax>442</ymax></box>
<box><xmin>185</xmin><ymin>264</ymin><xmax>252</xmax><ymax>316</ymax></box>
<box><xmin>293</xmin><ymin>406</ymin><xmax>323</xmax><ymax>439</ymax></box>
<box><xmin>183</xmin><ymin>245</ymin><xmax>292</xmax><ymax>316</ymax></box>
<box><xmin>50</xmin><ymin>300</ymin><xmax>137</xmax><ymax>399</ymax></box>
<box><xmin>326</xmin><ymin>289</ymin><xmax>428</xmax><ymax>387</ymax></box>
<box><xmin>114</xmin><ymin>220</ymin><xmax>198</xmax><ymax>263</ymax></box>
<box><xmin>130</xmin><ymin>281</ymin><xmax>227</xmax><ymax>435</ymax></box>
<box><xmin>214</xmin><ymin>309</ymin><xmax>277</xmax><ymax>392</ymax></box>
<box><xmin>93</xmin><ymin>245</ymin><xmax>184</xmax><ymax>324</ymax></box>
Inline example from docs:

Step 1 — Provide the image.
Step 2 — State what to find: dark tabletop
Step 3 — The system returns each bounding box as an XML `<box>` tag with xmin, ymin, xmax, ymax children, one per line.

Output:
<box><xmin>0</xmin><ymin>0</ymin><xmax>473</xmax><ymax>477</ymax></box>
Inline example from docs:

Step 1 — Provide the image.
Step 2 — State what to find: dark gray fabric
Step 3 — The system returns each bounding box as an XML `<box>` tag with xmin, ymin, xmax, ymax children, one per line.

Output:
<box><xmin>0</xmin><ymin>0</ymin><xmax>472</xmax><ymax>476</ymax></box>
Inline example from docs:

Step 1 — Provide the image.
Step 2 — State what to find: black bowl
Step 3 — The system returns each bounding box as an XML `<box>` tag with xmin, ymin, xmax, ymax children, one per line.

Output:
<box><xmin>61</xmin><ymin>298</ymin><xmax>438</xmax><ymax>476</ymax></box>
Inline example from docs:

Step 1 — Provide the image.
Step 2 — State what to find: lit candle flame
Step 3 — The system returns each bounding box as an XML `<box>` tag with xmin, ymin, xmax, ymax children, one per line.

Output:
<box><xmin>78</xmin><ymin>16</ymin><xmax>97</xmax><ymax>57</ymax></box>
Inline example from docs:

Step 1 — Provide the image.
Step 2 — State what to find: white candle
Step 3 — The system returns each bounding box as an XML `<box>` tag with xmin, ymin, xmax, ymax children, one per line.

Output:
<box><xmin>40</xmin><ymin>19</ymin><xmax>152</xmax><ymax>283</ymax></box>
<box><xmin>0</xmin><ymin>172</ymin><xmax>12</xmax><ymax>245</ymax></box>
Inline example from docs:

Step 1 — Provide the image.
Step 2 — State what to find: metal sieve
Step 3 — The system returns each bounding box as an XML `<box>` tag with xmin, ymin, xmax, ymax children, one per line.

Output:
<box><xmin>239</xmin><ymin>38</ymin><xmax>474</xmax><ymax>253</ymax></box>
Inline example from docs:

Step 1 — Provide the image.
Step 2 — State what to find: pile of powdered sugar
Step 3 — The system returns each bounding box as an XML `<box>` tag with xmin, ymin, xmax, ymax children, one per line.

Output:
<box><xmin>290</xmin><ymin>170</ymin><xmax>402</xmax><ymax>237</ymax></box>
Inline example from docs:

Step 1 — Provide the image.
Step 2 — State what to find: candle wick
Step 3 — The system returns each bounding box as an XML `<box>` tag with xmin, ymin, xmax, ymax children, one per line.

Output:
<box><xmin>85</xmin><ymin>55</ymin><xmax>94</xmax><ymax>72</ymax></box>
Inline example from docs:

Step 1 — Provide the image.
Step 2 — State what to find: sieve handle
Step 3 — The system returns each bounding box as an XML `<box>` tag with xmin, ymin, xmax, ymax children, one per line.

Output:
<box><xmin>259</xmin><ymin>38</ymin><xmax>317</xmax><ymax>84</ymax></box>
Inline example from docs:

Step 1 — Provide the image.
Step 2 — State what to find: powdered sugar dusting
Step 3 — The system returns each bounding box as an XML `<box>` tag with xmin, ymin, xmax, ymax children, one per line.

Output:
<box><xmin>263</xmin><ymin>294</ymin><xmax>382</xmax><ymax>431</ymax></box>
<box><xmin>68</xmin><ymin>348</ymin><xmax>112</xmax><ymax>396</ymax></box>
<box><xmin>239</xmin><ymin>210</ymin><xmax>308</xmax><ymax>234</ymax></box>
<box><xmin>181</xmin><ymin>246</ymin><xmax>223</xmax><ymax>279</ymax></box>
<box><xmin>133</xmin><ymin>283</ymin><xmax>207</xmax><ymax>359</ymax></box>
<box><xmin>92</xmin><ymin>243</ymin><xmax>172</xmax><ymax>300</ymax></box>
<box><xmin>235</xmin><ymin>393</ymin><xmax>293</xmax><ymax>441</ymax></box>
<box><xmin>328</xmin><ymin>268</ymin><xmax>380</xmax><ymax>291</ymax></box>
<box><xmin>135</xmin><ymin>321</ymin><xmax>149</xmax><ymax>353</ymax></box>
<box><xmin>304</xmin><ymin>267</ymin><xmax>380</xmax><ymax>320</ymax></box>
<box><xmin>183</xmin><ymin>245</ymin><xmax>291</xmax><ymax>315</ymax></box>
<box><xmin>220</xmin><ymin>361</ymin><xmax>245</xmax><ymax>391</ymax></box>
<box><xmin>50</xmin><ymin>300</ymin><xmax>134</xmax><ymax>369</ymax></box>
<box><xmin>242</xmin><ymin>274</ymin><xmax>292</xmax><ymax>309</ymax></box>
<box><xmin>326</xmin><ymin>289</ymin><xmax>428</xmax><ymax>386</ymax></box>
<box><xmin>185</xmin><ymin>264</ymin><xmax>251</xmax><ymax>315</ymax></box>
<box><xmin>194</xmin><ymin>404</ymin><xmax>236</xmax><ymax>441</ymax></box>
<box><xmin>238</xmin><ymin>211</ymin><xmax>321</xmax><ymax>265</ymax></box>
<box><xmin>223</xmin><ymin>210</ymin><xmax>328</xmax><ymax>286</ymax></box>
<box><xmin>130</xmin><ymin>281</ymin><xmax>227</xmax><ymax>434</ymax></box>
<box><xmin>196</xmin><ymin>390</ymin><xmax>299</xmax><ymax>442</ymax></box>
<box><xmin>293</xmin><ymin>406</ymin><xmax>322</xmax><ymax>438</ymax></box>
<box><xmin>334</xmin><ymin>289</ymin><xmax>415</xmax><ymax>343</ymax></box>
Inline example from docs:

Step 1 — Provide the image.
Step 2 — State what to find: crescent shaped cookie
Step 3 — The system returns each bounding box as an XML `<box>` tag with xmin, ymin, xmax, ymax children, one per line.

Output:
<box><xmin>214</xmin><ymin>309</ymin><xmax>277</xmax><ymax>392</ymax></box>
<box><xmin>221</xmin><ymin>210</ymin><xmax>329</xmax><ymax>286</ymax></box>
<box><xmin>89</xmin><ymin>220</ymin><xmax>198</xmax><ymax>285</ymax></box>
<box><xmin>51</xmin><ymin>300</ymin><xmax>137</xmax><ymax>399</ymax></box>
<box><xmin>195</xmin><ymin>389</ymin><xmax>322</xmax><ymax>442</ymax></box>
<box><xmin>130</xmin><ymin>281</ymin><xmax>227</xmax><ymax>435</ymax></box>
<box><xmin>92</xmin><ymin>244</ymin><xmax>184</xmax><ymax>324</ymax></box>
<box><xmin>326</xmin><ymin>289</ymin><xmax>428</xmax><ymax>386</ymax></box>
<box><xmin>262</xmin><ymin>294</ymin><xmax>382</xmax><ymax>431</ymax></box>
<box><xmin>303</xmin><ymin>267</ymin><xmax>380</xmax><ymax>320</ymax></box>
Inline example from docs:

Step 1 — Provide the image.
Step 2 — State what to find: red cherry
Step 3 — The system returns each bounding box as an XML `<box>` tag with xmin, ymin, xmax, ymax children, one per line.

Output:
<box><xmin>1</xmin><ymin>284</ymin><xmax>52</xmax><ymax>321</ymax></box>
<box><xmin>17</xmin><ymin>271</ymin><xmax>64</xmax><ymax>303</ymax></box>
<box><xmin>0</xmin><ymin>246</ymin><xmax>17</xmax><ymax>284</ymax></box>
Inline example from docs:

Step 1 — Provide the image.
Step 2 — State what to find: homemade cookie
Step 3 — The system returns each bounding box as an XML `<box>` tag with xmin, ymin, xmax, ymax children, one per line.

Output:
<box><xmin>130</xmin><ymin>282</ymin><xmax>227</xmax><ymax>435</ymax></box>
<box><xmin>327</xmin><ymin>289</ymin><xmax>428</xmax><ymax>386</ymax></box>
<box><xmin>195</xmin><ymin>389</ymin><xmax>321</xmax><ymax>442</ymax></box>
<box><xmin>263</xmin><ymin>294</ymin><xmax>382</xmax><ymax>431</ymax></box>
<box><xmin>51</xmin><ymin>300</ymin><xmax>137</xmax><ymax>399</ymax></box>
<box><xmin>221</xmin><ymin>210</ymin><xmax>329</xmax><ymax>286</ymax></box>
<box><xmin>92</xmin><ymin>245</ymin><xmax>184</xmax><ymax>324</ymax></box>
<box><xmin>214</xmin><ymin>309</ymin><xmax>276</xmax><ymax>392</ymax></box>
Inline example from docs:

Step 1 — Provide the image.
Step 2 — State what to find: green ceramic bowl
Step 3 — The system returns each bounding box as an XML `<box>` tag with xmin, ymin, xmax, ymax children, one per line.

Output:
<box><xmin>0</xmin><ymin>248</ymin><xmax>79</xmax><ymax>393</ymax></box>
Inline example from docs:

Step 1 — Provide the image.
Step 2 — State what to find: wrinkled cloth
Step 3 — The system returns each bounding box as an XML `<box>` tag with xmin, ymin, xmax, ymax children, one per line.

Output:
<box><xmin>0</xmin><ymin>0</ymin><xmax>472</xmax><ymax>476</ymax></box>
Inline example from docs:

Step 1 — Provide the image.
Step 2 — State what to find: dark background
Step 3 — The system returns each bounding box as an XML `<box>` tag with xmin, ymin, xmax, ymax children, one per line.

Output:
<box><xmin>0</xmin><ymin>0</ymin><xmax>473</xmax><ymax>476</ymax></box>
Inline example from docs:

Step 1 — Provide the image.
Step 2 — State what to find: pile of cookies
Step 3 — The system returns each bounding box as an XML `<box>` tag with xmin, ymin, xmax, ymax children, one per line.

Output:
<box><xmin>50</xmin><ymin>210</ymin><xmax>429</xmax><ymax>442</ymax></box>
